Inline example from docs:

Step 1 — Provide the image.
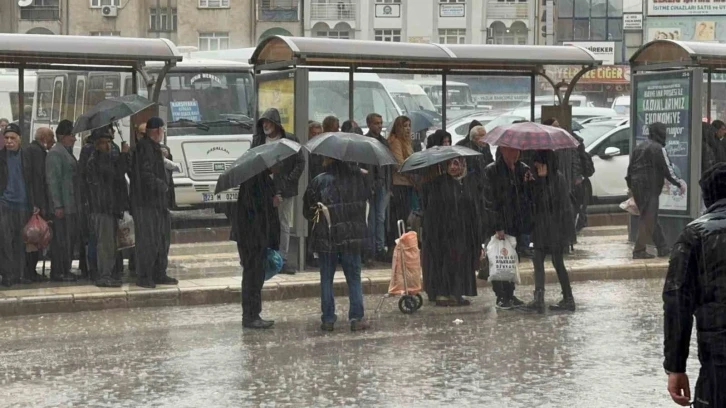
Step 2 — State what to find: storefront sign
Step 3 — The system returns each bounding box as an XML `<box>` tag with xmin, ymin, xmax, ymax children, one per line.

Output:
<box><xmin>647</xmin><ymin>0</ymin><xmax>726</xmax><ymax>16</ymax></box>
<box><xmin>543</xmin><ymin>65</ymin><xmax>631</xmax><ymax>84</ymax></box>
<box><xmin>375</xmin><ymin>4</ymin><xmax>400</xmax><ymax>18</ymax></box>
<box><xmin>633</xmin><ymin>70</ymin><xmax>693</xmax><ymax>214</ymax></box>
<box><xmin>563</xmin><ymin>41</ymin><xmax>615</xmax><ymax>65</ymax></box>
<box><xmin>623</xmin><ymin>14</ymin><xmax>643</xmax><ymax>30</ymax></box>
<box><xmin>440</xmin><ymin>4</ymin><xmax>465</xmax><ymax>17</ymax></box>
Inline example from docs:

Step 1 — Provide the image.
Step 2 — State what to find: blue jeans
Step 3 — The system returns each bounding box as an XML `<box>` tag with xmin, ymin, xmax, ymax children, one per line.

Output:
<box><xmin>367</xmin><ymin>186</ymin><xmax>390</xmax><ymax>254</ymax></box>
<box><xmin>319</xmin><ymin>252</ymin><xmax>364</xmax><ymax>324</ymax></box>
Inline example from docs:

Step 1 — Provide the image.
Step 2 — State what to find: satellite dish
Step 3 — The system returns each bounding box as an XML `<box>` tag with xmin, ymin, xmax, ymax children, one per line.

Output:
<box><xmin>18</xmin><ymin>0</ymin><xmax>33</xmax><ymax>7</ymax></box>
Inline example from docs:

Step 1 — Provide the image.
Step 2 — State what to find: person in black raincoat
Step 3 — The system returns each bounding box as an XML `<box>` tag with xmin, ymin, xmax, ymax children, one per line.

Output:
<box><xmin>236</xmin><ymin>169</ymin><xmax>280</xmax><ymax>329</ymax></box>
<box><xmin>303</xmin><ymin>158</ymin><xmax>371</xmax><ymax>332</ymax></box>
<box><xmin>422</xmin><ymin>157</ymin><xmax>480</xmax><ymax>306</ymax></box>
<box><xmin>522</xmin><ymin>150</ymin><xmax>575</xmax><ymax>313</ymax></box>
<box><xmin>483</xmin><ymin>146</ymin><xmax>533</xmax><ymax>309</ymax></box>
<box><xmin>662</xmin><ymin>162</ymin><xmax>726</xmax><ymax>408</ymax></box>
<box><xmin>252</xmin><ymin>108</ymin><xmax>305</xmax><ymax>274</ymax></box>
<box><xmin>626</xmin><ymin>122</ymin><xmax>685</xmax><ymax>259</ymax></box>
<box><xmin>24</xmin><ymin>127</ymin><xmax>54</xmax><ymax>282</ymax></box>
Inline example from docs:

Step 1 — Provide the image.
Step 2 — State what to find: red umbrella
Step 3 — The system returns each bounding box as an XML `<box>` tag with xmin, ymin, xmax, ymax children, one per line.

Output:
<box><xmin>483</xmin><ymin>122</ymin><xmax>580</xmax><ymax>150</ymax></box>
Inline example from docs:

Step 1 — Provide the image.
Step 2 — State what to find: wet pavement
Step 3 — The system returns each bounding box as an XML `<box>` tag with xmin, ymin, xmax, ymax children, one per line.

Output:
<box><xmin>0</xmin><ymin>279</ymin><xmax>699</xmax><ymax>407</ymax></box>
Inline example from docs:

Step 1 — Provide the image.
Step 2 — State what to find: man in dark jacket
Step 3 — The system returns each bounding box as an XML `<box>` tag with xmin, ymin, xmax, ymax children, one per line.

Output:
<box><xmin>305</xmin><ymin>121</ymin><xmax>324</xmax><ymax>268</ymax></box>
<box><xmin>24</xmin><ymin>127</ymin><xmax>54</xmax><ymax>282</ymax></box>
<box><xmin>626</xmin><ymin>122</ymin><xmax>685</xmax><ymax>259</ymax></box>
<box><xmin>236</xmin><ymin>170</ymin><xmax>280</xmax><ymax>329</ymax></box>
<box><xmin>0</xmin><ymin>124</ymin><xmax>42</xmax><ymax>286</ymax></box>
<box><xmin>456</xmin><ymin>122</ymin><xmax>495</xmax><ymax>173</ymax></box>
<box><xmin>483</xmin><ymin>146</ymin><xmax>533</xmax><ymax>309</ymax></box>
<box><xmin>86</xmin><ymin>129</ymin><xmax>129</xmax><ymax>288</ymax></box>
<box><xmin>662</xmin><ymin>162</ymin><xmax>726</xmax><ymax>408</ymax></box>
<box><xmin>252</xmin><ymin>108</ymin><xmax>305</xmax><ymax>274</ymax></box>
<box><xmin>365</xmin><ymin>113</ymin><xmax>392</xmax><ymax>262</ymax></box>
<box><xmin>303</xmin><ymin>158</ymin><xmax>371</xmax><ymax>332</ymax></box>
<box><xmin>130</xmin><ymin>117</ymin><xmax>177</xmax><ymax>288</ymax></box>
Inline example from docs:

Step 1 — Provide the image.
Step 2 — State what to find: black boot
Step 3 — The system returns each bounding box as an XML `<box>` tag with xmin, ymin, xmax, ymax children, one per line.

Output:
<box><xmin>524</xmin><ymin>289</ymin><xmax>545</xmax><ymax>314</ymax></box>
<box><xmin>550</xmin><ymin>289</ymin><xmax>576</xmax><ymax>312</ymax></box>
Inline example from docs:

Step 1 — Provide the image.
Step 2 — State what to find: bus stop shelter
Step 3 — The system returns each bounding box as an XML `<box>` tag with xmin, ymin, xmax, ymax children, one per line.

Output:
<box><xmin>249</xmin><ymin>35</ymin><xmax>603</xmax><ymax>270</ymax></box>
<box><xmin>0</xmin><ymin>33</ymin><xmax>182</xmax><ymax>137</ymax></box>
<box><xmin>628</xmin><ymin>40</ymin><xmax>726</xmax><ymax>245</ymax></box>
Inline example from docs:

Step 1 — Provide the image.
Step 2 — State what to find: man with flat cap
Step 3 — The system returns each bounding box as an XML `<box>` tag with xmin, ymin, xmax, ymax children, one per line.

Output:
<box><xmin>130</xmin><ymin>117</ymin><xmax>178</xmax><ymax>288</ymax></box>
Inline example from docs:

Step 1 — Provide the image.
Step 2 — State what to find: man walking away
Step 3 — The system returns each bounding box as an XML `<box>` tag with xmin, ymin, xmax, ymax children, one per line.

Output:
<box><xmin>365</xmin><ymin>113</ymin><xmax>392</xmax><ymax>262</ymax></box>
<box><xmin>46</xmin><ymin>122</ymin><xmax>80</xmax><ymax>283</ymax></box>
<box><xmin>483</xmin><ymin>146</ymin><xmax>533</xmax><ymax>309</ymax></box>
<box><xmin>86</xmin><ymin>129</ymin><xmax>129</xmax><ymax>288</ymax></box>
<box><xmin>252</xmin><ymin>108</ymin><xmax>305</xmax><ymax>275</ymax></box>
<box><xmin>626</xmin><ymin>122</ymin><xmax>685</xmax><ymax>259</ymax></box>
<box><xmin>663</xmin><ymin>162</ymin><xmax>726</xmax><ymax>408</ymax></box>
<box><xmin>0</xmin><ymin>124</ymin><xmax>38</xmax><ymax>286</ymax></box>
<box><xmin>130</xmin><ymin>117</ymin><xmax>178</xmax><ymax>288</ymax></box>
<box><xmin>304</xmin><ymin>157</ymin><xmax>371</xmax><ymax>332</ymax></box>
<box><xmin>24</xmin><ymin>127</ymin><xmax>55</xmax><ymax>282</ymax></box>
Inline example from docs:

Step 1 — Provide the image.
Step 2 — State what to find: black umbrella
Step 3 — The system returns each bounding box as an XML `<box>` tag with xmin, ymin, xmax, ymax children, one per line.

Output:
<box><xmin>72</xmin><ymin>95</ymin><xmax>153</xmax><ymax>136</ymax></box>
<box><xmin>399</xmin><ymin>145</ymin><xmax>481</xmax><ymax>173</ymax></box>
<box><xmin>305</xmin><ymin>132</ymin><xmax>397</xmax><ymax>166</ymax></box>
<box><xmin>214</xmin><ymin>139</ymin><xmax>302</xmax><ymax>194</ymax></box>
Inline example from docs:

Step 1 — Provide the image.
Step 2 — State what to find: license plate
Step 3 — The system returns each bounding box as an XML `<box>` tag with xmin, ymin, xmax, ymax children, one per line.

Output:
<box><xmin>202</xmin><ymin>192</ymin><xmax>238</xmax><ymax>202</ymax></box>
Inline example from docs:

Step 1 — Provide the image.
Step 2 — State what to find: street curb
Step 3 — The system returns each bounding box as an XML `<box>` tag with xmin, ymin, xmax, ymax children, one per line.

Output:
<box><xmin>0</xmin><ymin>262</ymin><xmax>667</xmax><ymax>318</ymax></box>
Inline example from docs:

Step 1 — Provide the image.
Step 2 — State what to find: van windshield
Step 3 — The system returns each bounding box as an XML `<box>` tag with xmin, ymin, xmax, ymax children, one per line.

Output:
<box><xmin>427</xmin><ymin>85</ymin><xmax>475</xmax><ymax>107</ymax></box>
<box><xmin>158</xmin><ymin>71</ymin><xmax>255</xmax><ymax>135</ymax></box>
<box><xmin>309</xmin><ymin>81</ymin><xmax>399</xmax><ymax>125</ymax></box>
<box><xmin>411</xmin><ymin>94</ymin><xmax>436</xmax><ymax>112</ymax></box>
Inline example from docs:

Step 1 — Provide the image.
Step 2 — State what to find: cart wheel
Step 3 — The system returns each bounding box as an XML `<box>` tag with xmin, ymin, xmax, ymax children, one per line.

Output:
<box><xmin>398</xmin><ymin>296</ymin><xmax>416</xmax><ymax>314</ymax></box>
<box><xmin>415</xmin><ymin>294</ymin><xmax>424</xmax><ymax>310</ymax></box>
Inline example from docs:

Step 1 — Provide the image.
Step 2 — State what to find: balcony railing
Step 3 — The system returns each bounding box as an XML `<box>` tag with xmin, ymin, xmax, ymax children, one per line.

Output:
<box><xmin>310</xmin><ymin>2</ymin><xmax>356</xmax><ymax>20</ymax></box>
<box><xmin>20</xmin><ymin>6</ymin><xmax>60</xmax><ymax>21</ymax></box>
<box><xmin>258</xmin><ymin>0</ymin><xmax>299</xmax><ymax>22</ymax></box>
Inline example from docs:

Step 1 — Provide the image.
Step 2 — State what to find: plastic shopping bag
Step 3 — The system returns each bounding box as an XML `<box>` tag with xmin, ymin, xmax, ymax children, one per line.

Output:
<box><xmin>22</xmin><ymin>212</ymin><xmax>52</xmax><ymax>249</ymax></box>
<box><xmin>264</xmin><ymin>248</ymin><xmax>283</xmax><ymax>281</ymax></box>
<box><xmin>388</xmin><ymin>231</ymin><xmax>423</xmax><ymax>296</ymax></box>
<box><xmin>486</xmin><ymin>234</ymin><xmax>520</xmax><ymax>284</ymax></box>
<box><xmin>116</xmin><ymin>211</ymin><xmax>135</xmax><ymax>250</ymax></box>
<box><xmin>619</xmin><ymin>197</ymin><xmax>639</xmax><ymax>216</ymax></box>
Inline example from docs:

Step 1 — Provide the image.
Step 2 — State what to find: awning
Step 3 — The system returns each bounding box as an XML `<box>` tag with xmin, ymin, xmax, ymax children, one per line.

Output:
<box><xmin>630</xmin><ymin>40</ymin><xmax>726</xmax><ymax>70</ymax></box>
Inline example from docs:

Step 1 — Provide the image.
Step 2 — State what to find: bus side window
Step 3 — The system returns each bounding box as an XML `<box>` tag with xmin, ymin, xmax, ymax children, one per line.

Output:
<box><xmin>36</xmin><ymin>77</ymin><xmax>53</xmax><ymax>121</ymax></box>
<box><xmin>74</xmin><ymin>78</ymin><xmax>86</xmax><ymax>121</ymax></box>
<box><xmin>51</xmin><ymin>77</ymin><xmax>65</xmax><ymax>124</ymax></box>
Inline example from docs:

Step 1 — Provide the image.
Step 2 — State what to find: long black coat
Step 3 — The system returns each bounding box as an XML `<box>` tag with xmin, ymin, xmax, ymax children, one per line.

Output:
<box><xmin>482</xmin><ymin>157</ymin><xmax>532</xmax><ymax>238</ymax></box>
<box><xmin>85</xmin><ymin>149</ymin><xmax>129</xmax><ymax>217</ymax></box>
<box><xmin>663</xmin><ymin>197</ymin><xmax>726</xmax><ymax>407</ymax></box>
<box><xmin>24</xmin><ymin>141</ymin><xmax>50</xmax><ymax>217</ymax></box>
<box><xmin>236</xmin><ymin>172</ymin><xmax>280</xmax><ymax>257</ymax></box>
<box><xmin>422</xmin><ymin>174</ymin><xmax>480</xmax><ymax>299</ymax></box>
<box><xmin>129</xmin><ymin>136</ymin><xmax>169</xmax><ymax>210</ymax></box>
<box><xmin>530</xmin><ymin>171</ymin><xmax>575</xmax><ymax>251</ymax></box>
<box><xmin>303</xmin><ymin>161</ymin><xmax>370</xmax><ymax>254</ymax></box>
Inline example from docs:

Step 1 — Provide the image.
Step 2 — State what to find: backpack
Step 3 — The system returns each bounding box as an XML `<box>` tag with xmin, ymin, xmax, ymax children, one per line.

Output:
<box><xmin>579</xmin><ymin>143</ymin><xmax>595</xmax><ymax>178</ymax></box>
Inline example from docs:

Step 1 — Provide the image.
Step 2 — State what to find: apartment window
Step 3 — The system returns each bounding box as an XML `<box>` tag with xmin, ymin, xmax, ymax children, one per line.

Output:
<box><xmin>375</xmin><ymin>0</ymin><xmax>400</xmax><ymax>3</ymax></box>
<box><xmin>20</xmin><ymin>0</ymin><xmax>60</xmax><ymax>20</ymax></box>
<box><xmin>199</xmin><ymin>0</ymin><xmax>229</xmax><ymax>7</ymax></box>
<box><xmin>439</xmin><ymin>29</ymin><xmax>466</xmax><ymax>44</ymax></box>
<box><xmin>90</xmin><ymin>31</ymin><xmax>121</xmax><ymax>36</ymax></box>
<box><xmin>440</xmin><ymin>0</ymin><xmax>465</xmax><ymax>2</ymax></box>
<box><xmin>90</xmin><ymin>0</ymin><xmax>120</xmax><ymax>7</ymax></box>
<box><xmin>557</xmin><ymin>0</ymin><xmax>623</xmax><ymax>42</ymax></box>
<box><xmin>199</xmin><ymin>32</ymin><xmax>230</xmax><ymax>51</ymax></box>
<box><xmin>490</xmin><ymin>21</ymin><xmax>528</xmax><ymax>45</ymax></box>
<box><xmin>150</xmin><ymin>8</ymin><xmax>178</xmax><ymax>32</ymax></box>
<box><xmin>374</xmin><ymin>29</ymin><xmax>401</xmax><ymax>42</ymax></box>
<box><xmin>258</xmin><ymin>0</ymin><xmax>299</xmax><ymax>21</ymax></box>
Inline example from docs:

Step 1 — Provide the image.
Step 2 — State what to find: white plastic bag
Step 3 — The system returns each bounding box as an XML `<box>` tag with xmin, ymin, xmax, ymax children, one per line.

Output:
<box><xmin>117</xmin><ymin>211</ymin><xmax>135</xmax><ymax>250</ymax></box>
<box><xmin>619</xmin><ymin>197</ymin><xmax>639</xmax><ymax>216</ymax></box>
<box><xmin>487</xmin><ymin>234</ymin><xmax>520</xmax><ymax>284</ymax></box>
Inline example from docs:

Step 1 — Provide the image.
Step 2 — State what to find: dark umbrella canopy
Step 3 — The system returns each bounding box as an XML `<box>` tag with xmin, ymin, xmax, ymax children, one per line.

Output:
<box><xmin>215</xmin><ymin>138</ymin><xmax>302</xmax><ymax>194</ymax></box>
<box><xmin>400</xmin><ymin>145</ymin><xmax>481</xmax><ymax>173</ymax></box>
<box><xmin>305</xmin><ymin>132</ymin><xmax>397</xmax><ymax>166</ymax></box>
<box><xmin>72</xmin><ymin>95</ymin><xmax>153</xmax><ymax>135</ymax></box>
<box><xmin>484</xmin><ymin>122</ymin><xmax>580</xmax><ymax>150</ymax></box>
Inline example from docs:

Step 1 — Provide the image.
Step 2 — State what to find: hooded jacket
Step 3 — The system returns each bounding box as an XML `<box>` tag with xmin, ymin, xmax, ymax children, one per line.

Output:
<box><xmin>252</xmin><ymin>108</ymin><xmax>305</xmax><ymax>198</ymax></box>
<box><xmin>663</xmin><ymin>163</ymin><xmax>726</xmax><ymax>406</ymax></box>
<box><xmin>303</xmin><ymin>160</ymin><xmax>371</xmax><ymax>254</ymax></box>
<box><xmin>626</xmin><ymin>125</ymin><xmax>681</xmax><ymax>197</ymax></box>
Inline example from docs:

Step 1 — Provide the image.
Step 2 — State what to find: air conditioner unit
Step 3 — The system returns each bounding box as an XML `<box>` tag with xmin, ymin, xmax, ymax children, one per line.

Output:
<box><xmin>102</xmin><ymin>5</ymin><xmax>118</xmax><ymax>17</ymax></box>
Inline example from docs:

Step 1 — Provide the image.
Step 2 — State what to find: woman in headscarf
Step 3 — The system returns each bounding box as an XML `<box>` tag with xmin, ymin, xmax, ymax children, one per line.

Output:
<box><xmin>422</xmin><ymin>157</ymin><xmax>480</xmax><ymax>306</ymax></box>
<box><xmin>523</xmin><ymin>150</ymin><xmax>576</xmax><ymax>313</ymax></box>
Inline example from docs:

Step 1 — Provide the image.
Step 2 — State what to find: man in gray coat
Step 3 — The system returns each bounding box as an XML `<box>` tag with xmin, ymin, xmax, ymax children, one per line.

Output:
<box><xmin>46</xmin><ymin>121</ymin><xmax>79</xmax><ymax>282</ymax></box>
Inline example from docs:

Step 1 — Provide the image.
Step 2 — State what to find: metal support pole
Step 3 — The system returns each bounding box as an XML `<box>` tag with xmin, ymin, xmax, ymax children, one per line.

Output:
<box><xmin>441</xmin><ymin>72</ymin><xmax>447</xmax><ymax>125</ymax></box>
<box><xmin>530</xmin><ymin>74</ymin><xmax>536</xmax><ymax>122</ymax></box>
<box><xmin>348</xmin><ymin>67</ymin><xmax>354</xmax><ymax>121</ymax></box>
<box><xmin>19</xmin><ymin>67</ymin><xmax>25</xmax><ymax>144</ymax></box>
<box><xmin>707</xmin><ymin>69</ymin><xmax>712</xmax><ymax>122</ymax></box>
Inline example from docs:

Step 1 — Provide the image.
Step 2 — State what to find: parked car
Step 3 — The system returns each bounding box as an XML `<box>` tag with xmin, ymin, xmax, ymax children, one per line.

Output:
<box><xmin>576</xmin><ymin>123</ymin><xmax>631</xmax><ymax>204</ymax></box>
<box><xmin>446</xmin><ymin>111</ymin><xmax>522</xmax><ymax>145</ymax></box>
<box><xmin>611</xmin><ymin>95</ymin><xmax>630</xmax><ymax>115</ymax></box>
<box><xmin>515</xmin><ymin>94</ymin><xmax>594</xmax><ymax>109</ymax></box>
<box><xmin>580</xmin><ymin>116</ymin><xmax>629</xmax><ymax>126</ymax></box>
<box><xmin>509</xmin><ymin>106</ymin><xmax>619</xmax><ymax>122</ymax></box>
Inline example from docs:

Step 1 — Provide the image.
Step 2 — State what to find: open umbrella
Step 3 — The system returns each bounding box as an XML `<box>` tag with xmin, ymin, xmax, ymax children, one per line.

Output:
<box><xmin>214</xmin><ymin>139</ymin><xmax>301</xmax><ymax>194</ymax></box>
<box><xmin>399</xmin><ymin>145</ymin><xmax>481</xmax><ymax>173</ymax></box>
<box><xmin>72</xmin><ymin>94</ymin><xmax>153</xmax><ymax>135</ymax></box>
<box><xmin>305</xmin><ymin>132</ymin><xmax>397</xmax><ymax>166</ymax></box>
<box><xmin>484</xmin><ymin>122</ymin><xmax>580</xmax><ymax>151</ymax></box>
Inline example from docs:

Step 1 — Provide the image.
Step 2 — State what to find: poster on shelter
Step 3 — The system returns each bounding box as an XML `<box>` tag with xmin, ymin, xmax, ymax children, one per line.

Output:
<box><xmin>634</xmin><ymin>70</ymin><xmax>692</xmax><ymax>214</ymax></box>
<box><xmin>257</xmin><ymin>74</ymin><xmax>295</xmax><ymax>133</ymax></box>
